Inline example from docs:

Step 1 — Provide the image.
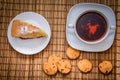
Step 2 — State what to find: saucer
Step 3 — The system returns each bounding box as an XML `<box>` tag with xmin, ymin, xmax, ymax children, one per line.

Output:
<box><xmin>66</xmin><ymin>3</ymin><xmax>116</xmax><ymax>52</ymax></box>
<box><xmin>7</xmin><ymin>12</ymin><xmax>51</xmax><ymax>55</ymax></box>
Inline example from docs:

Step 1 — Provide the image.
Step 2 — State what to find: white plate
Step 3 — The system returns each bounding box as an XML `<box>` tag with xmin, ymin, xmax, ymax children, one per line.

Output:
<box><xmin>66</xmin><ymin>3</ymin><xmax>116</xmax><ymax>52</ymax></box>
<box><xmin>7</xmin><ymin>12</ymin><xmax>51</xmax><ymax>55</ymax></box>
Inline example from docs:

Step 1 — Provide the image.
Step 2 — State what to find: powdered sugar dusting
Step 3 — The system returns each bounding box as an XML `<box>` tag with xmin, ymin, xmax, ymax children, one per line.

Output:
<box><xmin>19</xmin><ymin>25</ymin><xmax>38</xmax><ymax>34</ymax></box>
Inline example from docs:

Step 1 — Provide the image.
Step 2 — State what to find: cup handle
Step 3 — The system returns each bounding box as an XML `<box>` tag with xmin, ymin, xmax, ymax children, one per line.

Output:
<box><xmin>68</xmin><ymin>24</ymin><xmax>74</xmax><ymax>28</ymax></box>
<box><xmin>110</xmin><ymin>25</ymin><xmax>115</xmax><ymax>30</ymax></box>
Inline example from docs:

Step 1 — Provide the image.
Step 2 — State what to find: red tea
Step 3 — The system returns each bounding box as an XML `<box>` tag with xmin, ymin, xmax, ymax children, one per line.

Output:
<box><xmin>76</xmin><ymin>11</ymin><xmax>107</xmax><ymax>42</ymax></box>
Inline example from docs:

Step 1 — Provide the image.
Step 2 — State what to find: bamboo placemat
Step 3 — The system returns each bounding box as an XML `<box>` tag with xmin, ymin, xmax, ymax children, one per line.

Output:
<box><xmin>0</xmin><ymin>0</ymin><xmax>120</xmax><ymax>80</ymax></box>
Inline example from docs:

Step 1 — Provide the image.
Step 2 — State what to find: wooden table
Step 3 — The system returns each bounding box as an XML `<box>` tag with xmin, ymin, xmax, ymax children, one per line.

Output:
<box><xmin>0</xmin><ymin>0</ymin><xmax>120</xmax><ymax>80</ymax></box>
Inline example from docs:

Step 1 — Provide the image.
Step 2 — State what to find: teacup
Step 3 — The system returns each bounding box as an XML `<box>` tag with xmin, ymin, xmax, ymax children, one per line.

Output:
<box><xmin>69</xmin><ymin>11</ymin><xmax>109</xmax><ymax>44</ymax></box>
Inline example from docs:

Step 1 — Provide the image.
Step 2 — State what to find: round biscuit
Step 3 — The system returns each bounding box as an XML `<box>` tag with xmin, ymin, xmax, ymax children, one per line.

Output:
<box><xmin>48</xmin><ymin>54</ymin><xmax>62</xmax><ymax>64</ymax></box>
<box><xmin>98</xmin><ymin>61</ymin><xmax>113</xmax><ymax>74</ymax></box>
<box><xmin>43</xmin><ymin>62</ymin><xmax>57</xmax><ymax>75</ymax></box>
<box><xmin>77</xmin><ymin>59</ymin><xmax>92</xmax><ymax>73</ymax></box>
<box><xmin>58</xmin><ymin>59</ymin><xmax>72</xmax><ymax>74</ymax></box>
<box><xmin>66</xmin><ymin>47</ymin><xmax>80</xmax><ymax>59</ymax></box>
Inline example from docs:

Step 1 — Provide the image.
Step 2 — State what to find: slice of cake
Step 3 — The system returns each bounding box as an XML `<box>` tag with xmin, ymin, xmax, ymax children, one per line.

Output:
<box><xmin>11</xmin><ymin>20</ymin><xmax>47</xmax><ymax>39</ymax></box>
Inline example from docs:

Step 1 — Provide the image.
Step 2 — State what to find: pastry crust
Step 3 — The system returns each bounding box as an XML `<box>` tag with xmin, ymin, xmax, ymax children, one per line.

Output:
<box><xmin>11</xmin><ymin>20</ymin><xmax>47</xmax><ymax>39</ymax></box>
